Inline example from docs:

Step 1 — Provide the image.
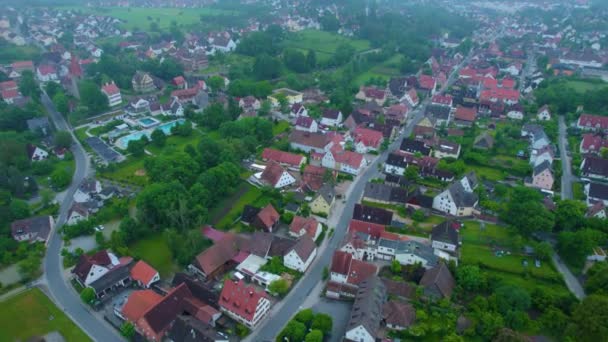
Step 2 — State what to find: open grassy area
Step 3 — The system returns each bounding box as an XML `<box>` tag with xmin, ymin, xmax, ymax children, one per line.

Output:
<box><xmin>212</xmin><ymin>183</ymin><xmax>265</xmax><ymax>229</ymax></box>
<box><xmin>0</xmin><ymin>288</ymin><xmax>91</xmax><ymax>342</ymax></box>
<box><xmin>565</xmin><ymin>79</ymin><xmax>608</xmax><ymax>93</ymax></box>
<box><xmin>461</xmin><ymin>221</ymin><xmax>566</xmax><ymax>291</ymax></box>
<box><xmin>466</xmin><ymin>164</ymin><xmax>507</xmax><ymax>182</ymax></box>
<box><xmin>283</xmin><ymin>30</ymin><xmax>371</xmax><ymax>62</ymax></box>
<box><xmin>146</xmin><ymin>130</ymin><xmax>203</xmax><ymax>155</ymax></box>
<box><xmin>0</xmin><ymin>45</ymin><xmax>41</xmax><ymax>64</ymax></box>
<box><xmin>272</xmin><ymin>120</ymin><xmax>291</xmax><ymax>136</ymax></box>
<box><xmin>64</xmin><ymin>6</ymin><xmax>238</xmax><ymax>31</ymax></box>
<box><xmin>354</xmin><ymin>54</ymin><xmax>402</xmax><ymax>86</ymax></box>
<box><xmin>99</xmin><ymin>156</ymin><xmax>148</xmax><ymax>186</ymax></box>
<box><xmin>130</xmin><ymin>235</ymin><xmax>177</xmax><ymax>278</ymax></box>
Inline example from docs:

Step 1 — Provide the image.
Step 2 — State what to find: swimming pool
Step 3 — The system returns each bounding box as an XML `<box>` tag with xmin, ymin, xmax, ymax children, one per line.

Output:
<box><xmin>137</xmin><ymin>117</ymin><xmax>160</xmax><ymax>128</ymax></box>
<box><xmin>114</xmin><ymin>119</ymin><xmax>186</xmax><ymax>150</ymax></box>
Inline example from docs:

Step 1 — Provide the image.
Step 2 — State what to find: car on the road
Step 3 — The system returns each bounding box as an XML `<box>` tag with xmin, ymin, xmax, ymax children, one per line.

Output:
<box><xmin>94</xmin><ymin>225</ymin><xmax>105</xmax><ymax>232</ymax></box>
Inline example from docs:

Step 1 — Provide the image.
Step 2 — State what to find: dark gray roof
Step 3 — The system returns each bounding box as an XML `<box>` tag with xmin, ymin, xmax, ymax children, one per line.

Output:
<box><xmin>400</xmin><ymin>138</ymin><xmax>431</xmax><ymax>156</ymax></box>
<box><xmin>167</xmin><ymin>315</ymin><xmax>227</xmax><ymax>342</ymax></box>
<box><xmin>588</xmin><ymin>182</ymin><xmax>608</xmax><ymax>201</ymax></box>
<box><xmin>26</xmin><ymin>117</ymin><xmax>50</xmax><ymax>132</ymax></box>
<box><xmin>346</xmin><ymin>276</ymin><xmax>386</xmax><ymax>338</ymax></box>
<box><xmin>533</xmin><ymin>160</ymin><xmax>552</xmax><ymax>176</ymax></box>
<box><xmin>431</xmin><ymin>221</ymin><xmax>460</xmax><ymax>246</ymax></box>
<box><xmin>448</xmin><ymin>180</ymin><xmax>478</xmax><ymax>208</ymax></box>
<box><xmin>419</xmin><ymin>263</ymin><xmax>455</xmax><ymax>298</ymax></box>
<box><xmin>240</xmin><ymin>205</ymin><xmax>260</xmax><ymax>224</ymax></box>
<box><xmin>316</xmin><ymin>183</ymin><xmax>335</xmax><ymax>204</ymax></box>
<box><xmin>582</xmin><ymin>156</ymin><xmax>608</xmax><ymax>178</ymax></box>
<box><xmin>85</xmin><ymin>137</ymin><xmax>121</xmax><ymax>162</ymax></box>
<box><xmin>386</xmin><ymin>152</ymin><xmax>409</xmax><ymax>168</ymax></box>
<box><xmin>377</xmin><ymin>239</ymin><xmax>438</xmax><ymax>266</ymax></box>
<box><xmin>89</xmin><ymin>263</ymin><xmax>131</xmax><ymax>293</ymax></box>
<box><xmin>353</xmin><ymin>204</ymin><xmax>393</xmax><ymax>226</ymax></box>
<box><xmin>425</xmin><ymin>104</ymin><xmax>451</xmax><ymax>120</ymax></box>
<box><xmin>363</xmin><ymin>182</ymin><xmax>409</xmax><ymax>204</ymax></box>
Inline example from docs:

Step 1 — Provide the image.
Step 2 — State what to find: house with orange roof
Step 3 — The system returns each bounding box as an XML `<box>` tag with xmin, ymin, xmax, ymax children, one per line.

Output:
<box><xmin>289</xmin><ymin>216</ymin><xmax>322</xmax><ymax>240</ymax></box>
<box><xmin>130</xmin><ymin>260</ymin><xmax>160</xmax><ymax>288</ymax></box>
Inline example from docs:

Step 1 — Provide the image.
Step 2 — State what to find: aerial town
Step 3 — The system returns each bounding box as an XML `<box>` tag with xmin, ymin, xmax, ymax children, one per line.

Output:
<box><xmin>1</xmin><ymin>0</ymin><xmax>608</xmax><ymax>341</ymax></box>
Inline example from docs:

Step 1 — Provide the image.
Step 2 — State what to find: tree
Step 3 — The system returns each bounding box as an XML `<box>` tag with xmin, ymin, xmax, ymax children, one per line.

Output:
<box><xmin>306</xmin><ymin>49</ymin><xmax>317</xmax><ymax>70</ymax></box>
<box><xmin>19</xmin><ymin>71</ymin><xmax>40</xmax><ymax>99</ymax></box>
<box><xmin>305</xmin><ymin>330</ymin><xmax>323</xmax><ymax>342</ymax></box>
<box><xmin>40</xmin><ymin>188</ymin><xmax>55</xmax><ymax>208</ymax></box>
<box><xmin>566</xmin><ymin>295</ymin><xmax>608</xmax><ymax>341</ymax></box>
<box><xmin>502</xmin><ymin>187</ymin><xmax>554</xmax><ymax>236</ymax></box>
<box><xmin>391</xmin><ymin>259</ymin><xmax>402</xmax><ymax>275</ymax></box>
<box><xmin>201</xmin><ymin>103</ymin><xmax>229</xmax><ymax>130</ymax></box>
<box><xmin>294</xmin><ymin>308</ymin><xmax>314</xmax><ymax>326</ymax></box>
<box><xmin>54</xmin><ymin>131</ymin><xmax>72</xmax><ymax>149</ymax></box>
<box><xmin>258</xmin><ymin>100</ymin><xmax>271</xmax><ymax>116</ymax></box>
<box><xmin>554</xmin><ymin>199</ymin><xmax>587</xmax><ymax>231</ymax></box>
<box><xmin>494</xmin><ymin>285</ymin><xmax>531</xmax><ymax>315</ymax></box>
<box><xmin>539</xmin><ymin>306</ymin><xmax>569</xmax><ymax>338</ymax></box>
<box><xmin>456</xmin><ymin>265</ymin><xmax>486</xmax><ymax>292</ymax></box>
<box><xmin>283</xmin><ymin>49</ymin><xmax>309</xmax><ymax>73</ymax></box>
<box><xmin>320</xmin><ymin>14</ymin><xmax>340</xmax><ymax>31</ymax></box>
<box><xmin>150</xmin><ymin>129</ymin><xmax>166</xmax><ymax>147</ymax></box>
<box><xmin>80</xmin><ymin>287</ymin><xmax>96</xmax><ymax>305</ymax></box>
<box><xmin>585</xmin><ymin>262</ymin><xmax>608</xmax><ymax>295</ymax></box>
<box><xmin>120</xmin><ymin>322</ymin><xmax>135</xmax><ymax>340</ymax></box>
<box><xmin>311</xmin><ymin>313</ymin><xmax>333</xmax><ymax>334</ymax></box>
<box><xmin>127</xmin><ymin>136</ymin><xmax>148</xmax><ymax>157</ymax></box>
<box><xmin>79</xmin><ymin>81</ymin><xmax>109</xmax><ymax>114</ymax></box>
<box><xmin>277</xmin><ymin>320</ymin><xmax>307</xmax><ymax>342</ymax></box>
<box><xmin>207</xmin><ymin>75</ymin><xmax>225</xmax><ymax>92</ymax></box>
<box><xmin>405</xmin><ymin>165</ymin><xmax>420</xmax><ymax>181</ymax></box>
<box><xmin>268</xmin><ymin>279</ymin><xmax>289</xmax><ymax>297</ymax></box>
<box><xmin>557</xmin><ymin>229</ymin><xmax>605</xmax><ymax>268</ymax></box>
<box><xmin>45</xmin><ymin>82</ymin><xmax>61</xmax><ymax>98</ymax></box>
<box><xmin>253</xmin><ymin>54</ymin><xmax>281</xmax><ymax>80</ymax></box>
<box><xmin>18</xmin><ymin>254</ymin><xmax>41</xmax><ymax>279</ymax></box>
<box><xmin>534</xmin><ymin>241</ymin><xmax>553</xmax><ymax>261</ymax></box>
<box><xmin>50</xmin><ymin>168</ymin><xmax>72</xmax><ymax>189</ymax></box>
<box><xmin>322</xmin><ymin>266</ymin><xmax>329</xmax><ymax>280</ymax></box>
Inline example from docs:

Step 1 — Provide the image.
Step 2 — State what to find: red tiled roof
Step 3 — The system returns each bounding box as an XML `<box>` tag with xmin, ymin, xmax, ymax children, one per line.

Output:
<box><xmin>101</xmin><ymin>82</ymin><xmax>120</xmax><ymax>96</ymax></box>
<box><xmin>501</xmin><ymin>77</ymin><xmax>515</xmax><ymax>89</ymax></box>
<box><xmin>1</xmin><ymin>89</ymin><xmax>19</xmax><ymax>100</ymax></box>
<box><xmin>454</xmin><ymin>106</ymin><xmax>477</xmax><ymax>122</ymax></box>
<box><xmin>361</xmin><ymin>86</ymin><xmax>386</xmax><ymax>100</ymax></box>
<box><xmin>122</xmin><ymin>290</ymin><xmax>163</xmax><ymax>322</ymax></box>
<box><xmin>331</xmin><ymin>250</ymin><xmax>352</xmax><ymax>275</ymax></box>
<box><xmin>479</xmin><ymin>88</ymin><xmax>520</xmax><ymax>102</ymax></box>
<box><xmin>11</xmin><ymin>60</ymin><xmax>33</xmax><ymax>70</ymax></box>
<box><xmin>0</xmin><ymin>80</ymin><xmax>17</xmax><ymax>92</ymax></box>
<box><xmin>260</xmin><ymin>161</ymin><xmax>289</xmax><ymax>187</ymax></box>
<box><xmin>201</xmin><ymin>225</ymin><xmax>226</xmax><ymax>242</ymax></box>
<box><xmin>354</xmin><ymin>127</ymin><xmax>383</xmax><ymax>148</ymax></box>
<box><xmin>302</xmin><ymin>164</ymin><xmax>326</xmax><ymax>191</ymax></box>
<box><xmin>69</xmin><ymin>57</ymin><xmax>82</xmax><ymax>77</ymax></box>
<box><xmin>219</xmin><ymin>279</ymin><xmax>269</xmax><ymax>322</ymax></box>
<box><xmin>581</xmin><ymin>134</ymin><xmax>608</xmax><ymax>153</ymax></box>
<box><xmin>348</xmin><ymin>219</ymin><xmax>385</xmax><ymax>239</ymax></box>
<box><xmin>257</xmin><ymin>204</ymin><xmax>279</xmax><ymax>230</ymax></box>
<box><xmin>578</xmin><ymin>114</ymin><xmax>608</xmax><ymax>130</ymax></box>
<box><xmin>171</xmin><ymin>87</ymin><xmax>199</xmax><ymax>99</ymax></box>
<box><xmin>329</xmin><ymin>146</ymin><xmax>364</xmax><ymax>168</ymax></box>
<box><xmin>130</xmin><ymin>260</ymin><xmax>158</xmax><ymax>286</ymax></box>
<box><xmin>261</xmin><ymin>148</ymin><xmax>305</xmax><ymax>167</ymax></box>
<box><xmin>347</xmin><ymin>259</ymin><xmax>377</xmax><ymax>285</ymax></box>
<box><xmin>289</xmin><ymin>216</ymin><xmax>319</xmax><ymax>238</ymax></box>
<box><xmin>295</xmin><ymin>116</ymin><xmax>315</xmax><ymax>128</ymax></box>
<box><xmin>431</xmin><ymin>94</ymin><xmax>452</xmax><ymax>106</ymax></box>
<box><xmin>195</xmin><ymin>234</ymin><xmax>239</xmax><ymax>276</ymax></box>
<box><xmin>37</xmin><ymin>65</ymin><xmax>56</xmax><ymax>76</ymax></box>
<box><xmin>173</xmin><ymin>76</ymin><xmax>185</xmax><ymax>85</ymax></box>
<box><xmin>418</xmin><ymin>75</ymin><xmax>436</xmax><ymax>90</ymax></box>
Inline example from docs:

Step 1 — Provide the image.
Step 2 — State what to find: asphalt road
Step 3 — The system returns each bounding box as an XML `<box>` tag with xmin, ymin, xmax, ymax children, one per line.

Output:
<box><xmin>41</xmin><ymin>92</ymin><xmax>124</xmax><ymax>342</ymax></box>
<box><xmin>558</xmin><ymin>116</ymin><xmax>574</xmax><ymax>200</ymax></box>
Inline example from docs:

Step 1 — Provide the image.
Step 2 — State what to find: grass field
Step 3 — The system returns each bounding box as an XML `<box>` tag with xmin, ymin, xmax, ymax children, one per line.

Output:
<box><xmin>460</xmin><ymin>221</ymin><xmax>567</xmax><ymax>293</ymax></box>
<box><xmin>99</xmin><ymin>157</ymin><xmax>148</xmax><ymax>186</ymax></box>
<box><xmin>146</xmin><ymin>130</ymin><xmax>203</xmax><ymax>155</ymax></box>
<box><xmin>65</xmin><ymin>6</ymin><xmax>238</xmax><ymax>31</ymax></box>
<box><xmin>211</xmin><ymin>183</ymin><xmax>265</xmax><ymax>229</ymax></box>
<box><xmin>466</xmin><ymin>164</ymin><xmax>506</xmax><ymax>181</ymax></box>
<box><xmin>354</xmin><ymin>54</ymin><xmax>402</xmax><ymax>86</ymax></box>
<box><xmin>130</xmin><ymin>235</ymin><xmax>177</xmax><ymax>278</ymax></box>
<box><xmin>565</xmin><ymin>80</ymin><xmax>608</xmax><ymax>93</ymax></box>
<box><xmin>0</xmin><ymin>45</ymin><xmax>41</xmax><ymax>64</ymax></box>
<box><xmin>283</xmin><ymin>30</ymin><xmax>371</xmax><ymax>62</ymax></box>
<box><xmin>0</xmin><ymin>288</ymin><xmax>91</xmax><ymax>342</ymax></box>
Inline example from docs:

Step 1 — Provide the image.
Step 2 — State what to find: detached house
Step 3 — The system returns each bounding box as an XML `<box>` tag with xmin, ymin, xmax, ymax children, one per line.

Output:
<box><xmin>454</xmin><ymin>106</ymin><xmax>477</xmax><ymax>127</ymax></box>
<box><xmin>101</xmin><ymin>81</ymin><xmax>122</xmax><ymax>107</ymax></box>
<box><xmin>585</xmin><ymin>182</ymin><xmax>608</xmax><ymax>206</ymax></box>
<box><xmin>432</xmin><ymin>173</ymin><xmax>479</xmax><ymax>216</ymax></box>
<box><xmin>419</xmin><ymin>263</ymin><xmax>455</xmax><ymax>299</ymax></box>
<box><xmin>344</xmin><ymin>276</ymin><xmax>386</xmax><ymax>342</ymax></box>
<box><xmin>67</xmin><ymin>203</ymin><xmax>90</xmax><ymax>225</ymax></box>
<box><xmin>73</xmin><ymin>178</ymin><xmax>102</xmax><ymax>203</ymax></box>
<box><xmin>219</xmin><ymin>279</ymin><xmax>271</xmax><ymax>328</ymax></box>
<box><xmin>130</xmin><ymin>260</ymin><xmax>160</xmax><ymax>288</ymax></box>
<box><xmin>577</xmin><ymin>114</ymin><xmax>608</xmax><ymax>132</ymax></box>
<box><xmin>132</xmin><ymin>71</ymin><xmax>156</xmax><ymax>93</ymax></box>
<box><xmin>310</xmin><ymin>184</ymin><xmax>335</xmax><ymax>216</ymax></box>
<box><xmin>581</xmin><ymin>156</ymin><xmax>608</xmax><ymax>181</ymax></box>
<box><xmin>328</xmin><ymin>251</ymin><xmax>378</xmax><ymax>298</ymax></box>
<box><xmin>261</xmin><ymin>148</ymin><xmax>306</xmax><ymax>170</ymax></box>
<box><xmin>36</xmin><ymin>64</ymin><xmax>58</xmax><ymax>82</ymax></box>
<box><xmin>289</xmin><ymin>216</ymin><xmax>322</xmax><ymax>241</ymax></box>
<box><xmin>431</xmin><ymin>221</ymin><xmax>461</xmax><ymax>253</ymax></box>
<box><xmin>258</xmin><ymin>161</ymin><xmax>296</xmax><ymax>189</ymax></box>
<box><xmin>295</xmin><ymin>116</ymin><xmax>318</xmax><ymax>133</ymax></box>
<box><xmin>72</xmin><ymin>250</ymin><xmax>133</xmax><ymax>298</ymax></box>
<box><xmin>26</xmin><ymin>144</ymin><xmax>49</xmax><ymax>161</ymax></box>
<box><xmin>283</xmin><ymin>236</ymin><xmax>317</xmax><ymax>272</ymax></box>
<box><xmin>10</xmin><ymin>216</ymin><xmax>54</xmax><ymax>244</ymax></box>
<box><xmin>320</xmin><ymin>109</ymin><xmax>344</xmax><ymax>127</ymax></box>
<box><xmin>353</xmin><ymin>204</ymin><xmax>393</xmax><ymax>226</ymax></box>
<box><xmin>353</xmin><ymin>127</ymin><xmax>384</xmax><ymax>153</ymax></box>
<box><xmin>580</xmin><ymin>134</ymin><xmax>608</xmax><ymax>155</ymax></box>
<box><xmin>356</xmin><ymin>86</ymin><xmax>386</xmax><ymax>105</ymax></box>
<box><xmin>537</xmin><ymin>105</ymin><xmax>552</xmax><ymax>121</ymax></box>
<box><xmin>322</xmin><ymin>146</ymin><xmax>367</xmax><ymax>175</ymax></box>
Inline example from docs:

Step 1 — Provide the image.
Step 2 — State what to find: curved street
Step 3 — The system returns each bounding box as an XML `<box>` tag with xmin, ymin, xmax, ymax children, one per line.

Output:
<box><xmin>40</xmin><ymin>92</ymin><xmax>124</xmax><ymax>342</ymax></box>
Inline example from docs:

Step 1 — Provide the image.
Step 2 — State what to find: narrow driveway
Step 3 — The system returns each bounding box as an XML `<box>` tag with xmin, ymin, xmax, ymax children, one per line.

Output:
<box><xmin>558</xmin><ymin>116</ymin><xmax>574</xmax><ymax>200</ymax></box>
<box><xmin>41</xmin><ymin>92</ymin><xmax>124</xmax><ymax>342</ymax></box>
<box><xmin>552</xmin><ymin>253</ymin><xmax>585</xmax><ymax>299</ymax></box>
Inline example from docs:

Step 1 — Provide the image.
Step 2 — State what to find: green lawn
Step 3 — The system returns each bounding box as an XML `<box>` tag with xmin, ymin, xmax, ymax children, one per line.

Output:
<box><xmin>130</xmin><ymin>235</ymin><xmax>177</xmax><ymax>278</ymax></box>
<box><xmin>146</xmin><ymin>130</ymin><xmax>203</xmax><ymax>155</ymax></box>
<box><xmin>466</xmin><ymin>164</ymin><xmax>506</xmax><ymax>182</ymax></box>
<box><xmin>272</xmin><ymin>120</ymin><xmax>291</xmax><ymax>136</ymax></box>
<box><xmin>565</xmin><ymin>80</ymin><xmax>608</xmax><ymax>93</ymax></box>
<box><xmin>63</xmin><ymin>6</ymin><xmax>238</xmax><ymax>31</ymax></box>
<box><xmin>0</xmin><ymin>288</ymin><xmax>92</xmax><ymax>342</ymax></box>
<box><xmin>212</xmin><ymin>184</ymin><xmax>264</xmax><ymax>229</ymax></box>
<box><xmin>99</xmin><ymin>156</ymin><xmax>148</xmax><ymax>186</ymax></box>
<box><xmin>354</xmin><ymin>54</ymin><xmax>402</xmax><ymax>86</ymax></box>
<box><xmin>283</xmin><ymin>30</ymin><xmax>371</xmax><ymax>62</ymax></box>
<box><xmin>0</xmin><ymin>45</ymin><xmax>41</xmax><ymax>64</ymax></box>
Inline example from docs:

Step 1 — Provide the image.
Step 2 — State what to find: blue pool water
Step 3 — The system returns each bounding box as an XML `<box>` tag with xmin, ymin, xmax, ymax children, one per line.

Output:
<box><xmin>138</xmin><ymin>117</ymin><xmax>158</xmax><ymax>127</ymax></box>
<box><xmin>115</xmin><ymin>119</ymin><xmax>186</xmax><ymax>149</ymax></box>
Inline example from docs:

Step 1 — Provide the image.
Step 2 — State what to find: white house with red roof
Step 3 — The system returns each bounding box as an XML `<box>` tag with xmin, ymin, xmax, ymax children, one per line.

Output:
<box><xmin>219</xmin><ymin>279</ymin><xmax>271</xmax><ymax>328</ymax></box>
<box><xmin>537</xmin><ymin>105</ymin><xmax>552</xmax><ymax>121</ymax></box>
<box><xmin>580</xmin><ymin>134</ymin><xmax>608</xmax><ymax>155</ymax></box>
<box><xmin>328</xmin><ymin>250</ymin><xmax>378</xmax><ymax>298</ymax></box>
<box><xmin>418</xmin><ymin>74</ymin><xmax>437</xmax><ymax>95</ymax></box>
<box><xmin>322</xmin><ymin>146</ymin><xmax>367</xmax><ymax>175</ymax></box>
<box><xmin>353</xmin><ymin>127</ymin><xmax>384</xmax><ymax>153</ymax></box>
<box><xmin>320</xmin><ymin>109</ymin><xmax>344</xmax><ymax>127</ymax></box>
<box><xmin>36</xmin><ymin>64</ymin><xmax>58</xmax><ymax>83</ymax></box>
<box><xmin>27</xmin><ymin>144</ymin><xmax>49</xmax><ymax>162</ymax></box>
<box><xmin>72</xmin><ymin>250</ymin><xmax>121</xmax><ymax>287</ymax></box>
<box><xmin>1</xmin><ymin>88</ymin><xmax>21</xmax><ymax>104</ymax></box>
<box><xmin>402</xmin><ymin>87</ymin><xmax>419</xmax><ymax>107</ymax></box>
<box><xmin>290</xmin><ymin>103</ymin><xmax>308</xmax><ymax>117</ymax></box>
<box><xmin>295</xmin><ymin>115</ymin><xmax>318</xmax><ymax>133</ymax></box>
<box><xmin>101</xmin><ymin>81</ymin><xmax>122</xmax><ymax>107</ymax></box>
<box><xmin>289</xmin><ymin>216</ymin><xmax>321</xmax><ymax>240</ymax></box>
<box><xmin>261</xmin><ymin>148</ymin><xmax>306</xmax><ymax>169</ymax></box>
<box><xmin>578</xmin><ymin>114</ymin><xmax>608</xmax><ymax>132</ymax></box>
<box><xmin>431</xmin><ymin>94</ymin><xmax>453</xmax><ymax>107</ymax></box>
<box><xmin>284</xmin><ymin>236</ymin><xmax>317</xmax><ymax>272</ymax></box>
<box><xmin>130</xmin><ymin>260</ymin><xmax>160</xmax><ymax>288</ymax></box>
<box><xmin>479</xmin><ymin>88</ymin><xmax>520</xmax><ymax>105</ymax></box>
<box><xmin>355</xmin><ymin>86</ymin><xmax>386</xmax><ymax>106</ymax></box>
<box><xmin>258</xmin><ymin>161</ymin><xmax>296</xmax><ymax>189</ymax></box>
